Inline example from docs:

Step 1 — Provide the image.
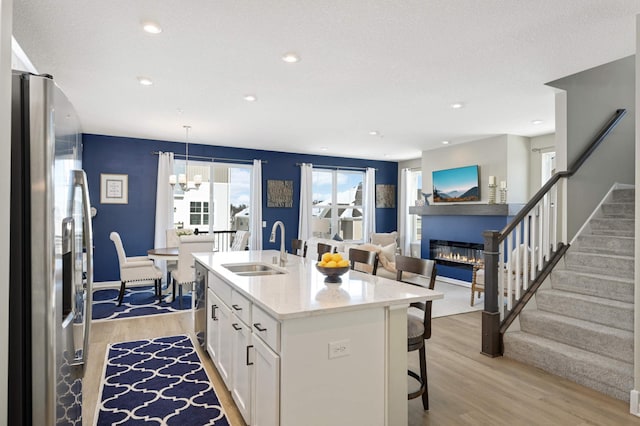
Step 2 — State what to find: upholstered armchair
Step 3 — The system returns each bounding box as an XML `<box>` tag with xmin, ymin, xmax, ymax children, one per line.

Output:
<box><xmin>110</xmin><ymin>231</ymin><xmax>163</xmax><ymax>306</ymax></box>
<box><xmin>470</xmin><ymin>244</ymin><xmax>532</xmax><ymax>306</ymax></box>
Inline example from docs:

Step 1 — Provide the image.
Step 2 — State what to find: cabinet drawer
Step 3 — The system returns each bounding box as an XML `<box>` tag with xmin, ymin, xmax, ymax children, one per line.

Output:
<box><xmin>231</xmin><ymin>291</ymin><xmax>251</xmax><ymax>325</ymax></box>
<box><xmin>209</xmin><ymin>271</ymin><xmax>231</xmax><ymax>306</ymax></box>
<box><xmin>251</xmin><ymin>305</ymin><xmax>280</xmax><ymax>353</ymax></box>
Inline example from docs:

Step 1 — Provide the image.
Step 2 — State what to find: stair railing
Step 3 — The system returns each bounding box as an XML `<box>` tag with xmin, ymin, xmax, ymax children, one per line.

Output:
<box><xmin>481</xmin><ymin>108</ymin><xmax>627</xmax><ymax>357</ymax></box>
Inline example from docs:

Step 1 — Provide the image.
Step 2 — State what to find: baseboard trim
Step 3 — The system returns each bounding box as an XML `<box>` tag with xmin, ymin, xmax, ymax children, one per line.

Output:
<box><xmin>630</xmin><ymin>389</ymin><xmax>640</xmax><ymax>416</ymax></box>
<box><xmin>436</xmin><ymin>276</ymin><xmax>471</xmax><ymax>288</ymax></box>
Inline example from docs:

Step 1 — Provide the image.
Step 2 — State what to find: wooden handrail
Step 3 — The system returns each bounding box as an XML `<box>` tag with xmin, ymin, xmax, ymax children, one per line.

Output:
<box><xmin>498</xmin><ymin>108</ymin><xmax>626</xmax><ymax>242</ymax></box>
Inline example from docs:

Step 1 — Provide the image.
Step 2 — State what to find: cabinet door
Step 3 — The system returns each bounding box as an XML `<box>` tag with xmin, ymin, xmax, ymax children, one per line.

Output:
<box><xmin>252</xmin><ymin>336</ymin><xmax>280</xmax><ymax>426</ymax></box>
<box><xmin>231</xmin><ymin>320</ymin><xmax>253</xmax><ymax>424</ymax></box>
<box><xmin>206</xmin><ymin>289</ymin><xmax>220</xmax><ymax>362</ymax></box>
<box><xmin>217</xmin><ymin>301</ymin><xmax>234</xmax><ymax>389</ymax></box>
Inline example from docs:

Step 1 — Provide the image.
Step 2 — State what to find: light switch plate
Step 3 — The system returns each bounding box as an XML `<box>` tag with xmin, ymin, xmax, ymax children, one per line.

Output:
<box><xmin>328</xmin><ymin>339</ymin><xmax>351</xmax><ymax>359</ymax></box>
<box><xmin>262</xmin><ymin>221</ymin><xmax>266</xmax><ymax>227</ymax></box>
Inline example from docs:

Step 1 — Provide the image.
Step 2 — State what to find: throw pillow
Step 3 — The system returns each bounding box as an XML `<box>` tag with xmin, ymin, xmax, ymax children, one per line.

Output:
<box><xmin>332</xmin><ymin>233</ymin><xmax>343</xmax><ymax>242</ymax></box>
<box><xmin>378</xmin><ymin>243</ymin><xmax>397</xmax><ymax>263</ymax></box>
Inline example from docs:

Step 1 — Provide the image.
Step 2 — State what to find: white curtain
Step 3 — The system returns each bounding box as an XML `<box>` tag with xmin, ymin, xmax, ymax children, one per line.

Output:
<box><xmin>399</xmin><ymin>168</ymin><xmax>414</xmax><ymax>256</ymax></box>
<box><xmin>154</xmin><ymin>152</ymin><xmax>174</xmax><ymax>284</ymax></box>
<box><xmin>249</xmin><ymin>159</ymin><xmax>263</xmax><ymax>250</ymax></box>
<box><xmin>298</xmin><ymin>163</ymin><xmax>313</xmax><ymax>240</ymax></box>
<box><xmin>363</xmin><ymin>167</ymin><xmax>376</xmax><ymax>242</ymax></box>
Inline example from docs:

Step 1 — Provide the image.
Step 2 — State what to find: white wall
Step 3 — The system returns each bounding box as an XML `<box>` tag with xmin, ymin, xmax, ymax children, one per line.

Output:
<box><xmin>0</xmin><ymin>1</ymin><xmax>12</xmax><ymax>422</ymax></box>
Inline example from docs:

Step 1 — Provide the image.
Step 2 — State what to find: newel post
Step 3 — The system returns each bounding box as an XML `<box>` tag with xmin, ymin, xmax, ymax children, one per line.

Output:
<box><xmin>481</xmin><ymin>230</ymin><xmax>501</xmax><ymax>357</ymax></box>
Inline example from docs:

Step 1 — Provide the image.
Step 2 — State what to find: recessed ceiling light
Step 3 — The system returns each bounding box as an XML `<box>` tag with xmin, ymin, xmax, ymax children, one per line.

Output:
<box><xmin>243</xmin><ymin>94</ymin><xmax>257</xmax><ymax>102</ymax></box>
<box><xmin>142</xmin><ymin>21</ymin><xmax>162</xmax><ymax>34</ymax></box>
<box><xmin>531</xmin><ymin>119</ymin><xmax>543</xmax><ymax>125</ymax></box>
<box><xmin>137</xmin><ymin>76</ymin><xmax>153</xmax><ymax>86</ymax></box>
<box><xmin>450</xmin><ymin>102</ymin><xmax>464</xmax><ymax>109</ymax></box>
<box><xmin>441</xmin><ymin>140</ymin><xmax>450</xmax><ymax>145</ymax></box>
<box><xmin>319</xmin><ymin>146</ymin><xmax>328</xmax><ymax>151</ymax></box>
<box><xmin>369</xmin><ymin>130</ymin><xmax>379</xmax><ymax>136</ymax></box>
<box><xmin>282</xmin><ymin>52</ymin><xmax>300</xmax><ymax>63</ymax></box>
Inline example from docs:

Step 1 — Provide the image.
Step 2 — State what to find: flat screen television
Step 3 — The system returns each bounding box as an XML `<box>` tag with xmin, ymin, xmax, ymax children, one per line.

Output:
<box><xmin>432</xmin><ymin>165</ymin><xmax>480</xmax><ymax>203</ymax></box>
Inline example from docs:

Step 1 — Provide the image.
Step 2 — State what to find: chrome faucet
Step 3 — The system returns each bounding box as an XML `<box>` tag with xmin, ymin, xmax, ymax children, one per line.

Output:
<box><xmin>269</xmin><ymin>220</ymin><xmax>287</xmax><ymax>266</ymax></box>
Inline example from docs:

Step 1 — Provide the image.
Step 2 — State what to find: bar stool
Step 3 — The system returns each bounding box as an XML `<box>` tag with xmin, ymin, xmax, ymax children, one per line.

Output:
<box><xmin>395</xmin><ymin>255</ymin><xmax>437</xmax><ymax>410</ymax></box>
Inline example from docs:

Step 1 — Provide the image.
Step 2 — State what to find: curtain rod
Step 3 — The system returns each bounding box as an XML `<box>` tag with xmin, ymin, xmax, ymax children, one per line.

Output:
<box><xmin>531</xmin><ymin>145</ymin><xmax>554</xmax><ymax>153</ymax></box>
<box><xmin>296</xmin><ymin>162</ymin><xmax>377</xmax><ymax>171</ymax></box>
<box><xmin>152</xmin><ymin>151</ymin><xmax>267</xmax><ymax>164</ymax></box>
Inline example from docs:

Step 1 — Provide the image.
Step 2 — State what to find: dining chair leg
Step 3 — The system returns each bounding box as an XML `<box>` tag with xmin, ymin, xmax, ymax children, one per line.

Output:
<box><xmin>156</xmin><ymin>279</ymin><xmax>162</xmax><ymax>302</ymax></box>
<box><xmin>117</xmin><ymin>280</ymin><xmax>126</xmax><ymax>306</ymax></box>
<box><xmin>178</xmin><ymin>284</ymin><xmax>183</xmax><ymax>309</ymax></box>
<box><xmin>419</xmin><ymin>345</ymin><xmax>429</xmax><ymax>410</ymax></box>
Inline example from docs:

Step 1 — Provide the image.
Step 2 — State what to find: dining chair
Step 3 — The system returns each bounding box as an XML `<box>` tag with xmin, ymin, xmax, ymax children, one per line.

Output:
<box><xmin>292</xmin><ymin>239</ymin><xmax>307</xmax><ymax>257</ymax></box>
<box><xmin>110</xmin><ymin>231</ymin><xmax>163</xmax><ymax>306</ymax></box>
<box><xmin>348</xmin><ymin>247</ymin><xmax>379</xmax><ymax>275</ymax></box>
<box><xmin>317</xmin><ymin>242</ymin><xmax>334</xmax><ymax>261</ymax></box>
<box><xmin>171</xmin><ymin>234</ymin><xmax>216</xmax><ymax>308</ymax></box>
<box><xmin>395</xmin><ymin>255</ymin><xmax>437</xmax><ymax>410</ymax></box>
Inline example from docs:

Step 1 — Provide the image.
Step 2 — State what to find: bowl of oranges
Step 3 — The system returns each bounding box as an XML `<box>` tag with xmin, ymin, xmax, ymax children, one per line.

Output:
<box><xmin>316</xmin><ymin>252</ymin><xmax>350</xmax><ymax>283</ymax></box>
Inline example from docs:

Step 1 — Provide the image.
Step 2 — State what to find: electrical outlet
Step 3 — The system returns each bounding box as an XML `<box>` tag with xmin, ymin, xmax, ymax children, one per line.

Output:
<box><xmin>328</xmin><ymin>339</ymin><xmax>351</xmax><ymax>359</ymax></box>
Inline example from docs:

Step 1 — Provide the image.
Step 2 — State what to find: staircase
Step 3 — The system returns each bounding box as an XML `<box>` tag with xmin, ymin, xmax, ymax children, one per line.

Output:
<box><xmin>503</xmin><ymin>187</ymin><xmax>634</xmax><ymax>402</ymax></box>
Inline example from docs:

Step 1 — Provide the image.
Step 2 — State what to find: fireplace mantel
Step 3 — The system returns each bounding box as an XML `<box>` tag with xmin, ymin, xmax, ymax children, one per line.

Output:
<box><xmin>409</xmin><ymin>203</ymin><xmax>524</xmax><ymax>216</ymax></box>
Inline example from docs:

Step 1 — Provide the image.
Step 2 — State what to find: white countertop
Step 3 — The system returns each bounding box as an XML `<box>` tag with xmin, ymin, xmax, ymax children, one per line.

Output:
<box><xmin>194</xmin><ymin>250</ymin><xmax>444</xmax><ymax>320</ymax></box>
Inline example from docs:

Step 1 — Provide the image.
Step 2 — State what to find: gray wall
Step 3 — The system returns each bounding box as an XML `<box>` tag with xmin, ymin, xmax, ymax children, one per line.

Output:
<box><xmin>529</xmin><ymin>133</ymin><xmax>555</xmax><ymax>198</ymax></box>
<box><xmin>421</xmin><ymin>134</ymin><xmax>530</xmax><ymax>204</ymax></box>
<box><xmin>549</xmin><ymin>55</ymin><xmax>635</xmax><ymax>240</ymax></box>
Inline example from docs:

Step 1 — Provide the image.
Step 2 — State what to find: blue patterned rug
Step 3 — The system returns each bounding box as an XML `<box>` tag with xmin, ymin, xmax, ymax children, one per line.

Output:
<box><xmin>95</xmin><ymin>335</ymin><xmax>229</xmax><ymax>425</ymax></box>
<box><xmin>92</xmin><ymin>285</ymin><xmax>192</xmax><ymax>321</ymax></box>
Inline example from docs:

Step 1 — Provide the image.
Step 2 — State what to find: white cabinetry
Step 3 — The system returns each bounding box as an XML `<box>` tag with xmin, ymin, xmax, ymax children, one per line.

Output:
<box><xmin>206</xmin><ymin>272</ymin><xmax>280</xmax><ymax>426</ymax></box>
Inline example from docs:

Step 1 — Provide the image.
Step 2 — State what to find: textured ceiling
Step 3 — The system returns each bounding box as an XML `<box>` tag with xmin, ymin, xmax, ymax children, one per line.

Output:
<box><xmin>12</xmin><ymin>1</ymin><xmax>640</xmax><ymax>161</ymax></box>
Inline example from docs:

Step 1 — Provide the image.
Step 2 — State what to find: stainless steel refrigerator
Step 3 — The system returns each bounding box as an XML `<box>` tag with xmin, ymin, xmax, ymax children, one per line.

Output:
<box><xmin>9</xmin><ymin>72</ymin><xmax>93</xmax><ymax>425</ymax></box>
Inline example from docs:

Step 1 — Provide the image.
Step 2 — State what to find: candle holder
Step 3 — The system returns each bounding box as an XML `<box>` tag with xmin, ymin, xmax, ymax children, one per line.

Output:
<box><xmin>499</xmin><ymin>187</ymin><xmax>508</xmax><ymax>204</ymax></box>
<box><xmin>488</xmin><ymin>183</ymin><xmax>497</xmax><ymax>204</ymax></box>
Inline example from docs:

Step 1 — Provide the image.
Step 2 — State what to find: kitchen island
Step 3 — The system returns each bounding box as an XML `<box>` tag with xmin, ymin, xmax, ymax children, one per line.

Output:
<box><xmin>194</xmin><ymin>250</ymin><xmax>443</xmax><ymax>426</ymax></box>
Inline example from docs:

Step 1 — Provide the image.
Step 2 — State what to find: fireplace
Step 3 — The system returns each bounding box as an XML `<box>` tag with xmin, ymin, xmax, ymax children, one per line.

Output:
<box><xmin>429</xmin><ymin>239</ymin><xmax>483</xmax><ymax>269</ymax></box>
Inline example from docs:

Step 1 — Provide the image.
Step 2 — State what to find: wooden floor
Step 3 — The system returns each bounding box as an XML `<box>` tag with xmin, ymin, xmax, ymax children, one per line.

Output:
<box><xmin>85</xmin><ymin>310</ymin><xmax>639</xmax><ymax>425</ymax></box>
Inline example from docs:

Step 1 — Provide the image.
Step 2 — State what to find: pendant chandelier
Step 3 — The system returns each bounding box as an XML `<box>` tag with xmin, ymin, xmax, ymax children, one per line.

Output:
<box><xmin>169</xmin><ymin>125</ymin><xmax>202</xmax><ymax>192</ymax></box>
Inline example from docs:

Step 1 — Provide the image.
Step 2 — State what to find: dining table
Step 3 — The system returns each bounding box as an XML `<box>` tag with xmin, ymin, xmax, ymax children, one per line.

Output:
<box><xmin>147</xmin><ymin>247</ymin><xmax>179</xmax><ymax>301</ymax></box>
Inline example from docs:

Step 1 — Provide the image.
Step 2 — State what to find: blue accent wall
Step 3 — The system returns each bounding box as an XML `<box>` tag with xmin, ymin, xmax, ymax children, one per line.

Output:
<box><xmin>421</xmin><ymin>215</ymin><xmax>510</xmax><ymax>281</ymax></box>
<box><xmin>83</xmin><ymin>134</ymin><xmax>398</xmax><ymax>282</ymax></box>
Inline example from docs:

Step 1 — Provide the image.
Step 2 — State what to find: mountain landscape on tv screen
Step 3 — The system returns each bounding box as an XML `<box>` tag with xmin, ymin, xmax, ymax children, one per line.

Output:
<box><xmin>433</xmin><ymin>186</ymin><xmax>479</xmax><ymax>202</ymax></box>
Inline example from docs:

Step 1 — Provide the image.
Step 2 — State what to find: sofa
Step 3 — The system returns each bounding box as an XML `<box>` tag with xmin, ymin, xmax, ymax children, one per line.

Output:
<box><xmin>304</xmin><ymin>232</ymin><xmax>399</xmax><ymax>280</ymax></box>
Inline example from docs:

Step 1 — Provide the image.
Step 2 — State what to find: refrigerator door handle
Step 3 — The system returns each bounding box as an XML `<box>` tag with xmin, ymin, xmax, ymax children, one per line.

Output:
<box><xmin>69</xmin><ymin>170</ymin><xmax>93</xmax><ymax>369</ymax></box>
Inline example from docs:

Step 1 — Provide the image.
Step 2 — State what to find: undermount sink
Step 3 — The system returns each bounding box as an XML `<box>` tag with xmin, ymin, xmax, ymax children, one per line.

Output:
<box><xmin>222</xmin><ymin>262</ymin><xmax>286</xmax><ymax>277</ymax></box>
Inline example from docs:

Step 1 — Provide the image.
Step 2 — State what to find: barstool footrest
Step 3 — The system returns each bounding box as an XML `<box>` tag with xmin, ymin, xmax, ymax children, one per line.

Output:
<box><xmin>407</xmin><ymin>369</ymin><xmax>426</xmax><ymax>400</ymax></box>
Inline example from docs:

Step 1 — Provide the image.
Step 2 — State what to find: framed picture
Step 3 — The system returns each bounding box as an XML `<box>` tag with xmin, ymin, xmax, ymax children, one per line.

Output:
<box><xmin>376</xmin><ymin>184</ymin><xmax>396</xmax><ymax>208</ymax></box>
<box><xmin>100</xmin><ymin>173</ymin><xmax>128</xmax><ymax>204</ymax></box>
<box><xmin>267</xmin><ymin>179</ymin><xmax>293</xmax><ymax>208</ymax></box>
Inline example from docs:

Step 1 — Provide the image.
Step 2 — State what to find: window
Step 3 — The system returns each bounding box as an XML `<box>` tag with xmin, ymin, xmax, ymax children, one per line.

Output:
<box><xmin>311</xmin><ymin>169</ymin><xmax>364</xmax><ymax>240</ymax></box>
<box><xmin>410</xmin><ymin>170</ymin><xmax>422</xmax><ymax>243</ymax></box>
<box><xmin>173</xmin><ymin>160</ymin><xmax>251</xmax><ymax>232</ymax></box>
<box><xmin>189</xmin><ymin>201</ymin><xmax>209</xmax><ymax>225</ymax></box>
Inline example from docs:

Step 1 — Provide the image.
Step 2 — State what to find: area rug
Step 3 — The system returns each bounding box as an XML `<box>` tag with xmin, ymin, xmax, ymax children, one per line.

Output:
<box><xmin>95</xmin><ymin>335</ymin><xmax>229</xmax><ymax>426</ymax></box>
<box><xmin>432</xmin><ymin>280</ymin><xmax>483</xmax><ymax>318</ymax></box>
<box><xmin>92</xmin><ymin>285</ymin><xmax>192</xmax><ymax>321</ymax></box>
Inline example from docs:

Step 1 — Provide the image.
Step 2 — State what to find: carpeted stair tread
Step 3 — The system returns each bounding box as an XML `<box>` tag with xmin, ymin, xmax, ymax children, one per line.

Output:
<box><xmin>599</xmin><ymin>202</ymin><xmax>634</xmax><ymax>219</ymax></box>
<box><xmin>519</xmin><ymin>310</ymin><xmax>633</xmax><ymax>363</ymax></box>
<box><xmin>611</xmin><ymin>188</ymin><xmax>635</xmax><ymax>203</ymax></box>
<box><xmin>572</xmin><ymin>234</ymin><xmax>634</xmax><ymax>256</ymax></box>
<box><xmin>563</xmin><ymin>251</ymin><xmax>633</xmax><ymax>279</ymax></box>
<box><xmin>588</xmin><ymin>217</ymin><xmax>634</xmax><ymax>237</ymax></box>
<box><xmin>503</xmin><ymin>331</ymin><xmax>632</xmax><ymax>402</ymax></box>
<box><xmin>550</xmin><ymin>269</ymin><xmax>633</xmax><ymax>303</ymax></box>
<box><xmin>536</xmin><ymin>289</ymin><xmax>633</xmax><ymax>331</ymax></box>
